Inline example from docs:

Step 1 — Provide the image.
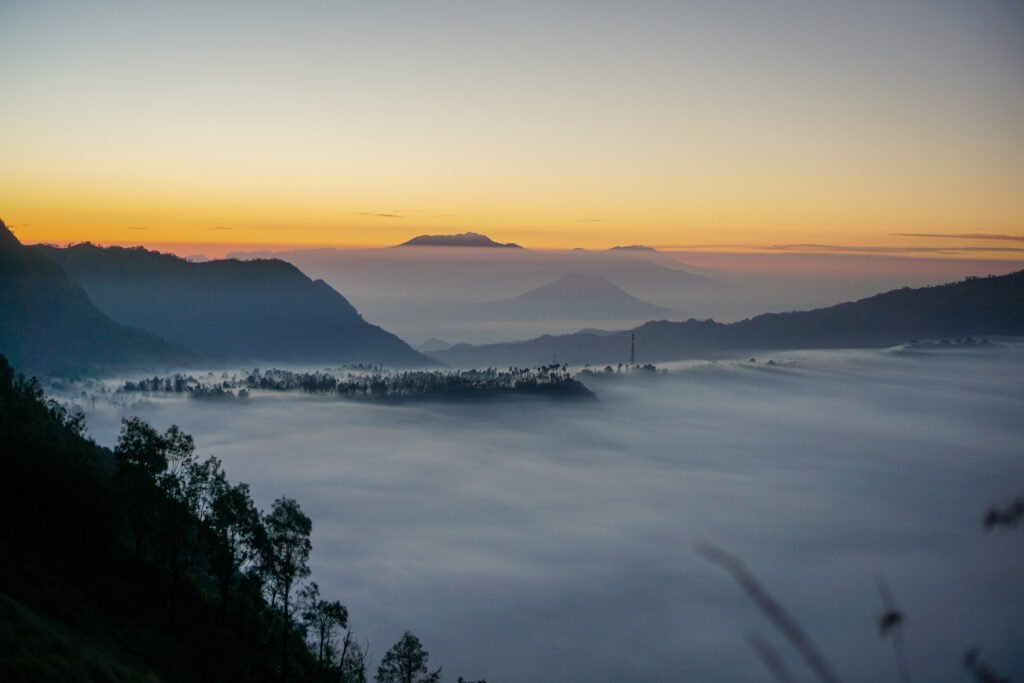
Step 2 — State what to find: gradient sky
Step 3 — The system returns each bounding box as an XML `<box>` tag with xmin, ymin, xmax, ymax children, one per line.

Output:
<box><xmin>1</xmin><ymin>0</ymin><xmax>1022</xmax><ymax>256</ymax></box>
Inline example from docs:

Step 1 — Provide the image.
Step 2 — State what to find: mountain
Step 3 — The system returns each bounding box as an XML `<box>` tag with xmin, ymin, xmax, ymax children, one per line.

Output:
<box><xmin>34</xmin><ymin>243</ymin><xmax>433</xmax><ymax>367</ymax></box>
<box><xmin>480</xmin><ymin>273</ymin><xmax>676</xmax><ymax>321</ymax></box>
<box><xmin>608</xmin><ymin>245</ymin><xmax>657</xmax><ymax>252</ymax></box>
<box><xmin>219</xmin><ymin>245</ymin><xmax>717</xmax><ymax>346</ymax></box>
<box><xmin>396</xmin><ymin>232</ymin><xmax>523</xmax><ymax>248</ymax></box>
<box><xmin>417</xmin><ymin>337</ymin><xmax>453</xmax><ymax>353</ymax></box>
<box><xmin>0</xmin><ymin>221</ymin><xmax>192</xmax><ymax>375</ymax></box>
<box><xmin>431</xmin><ymin>271</ymin><xmax>1024</xmax><ymax>367</ymax></box>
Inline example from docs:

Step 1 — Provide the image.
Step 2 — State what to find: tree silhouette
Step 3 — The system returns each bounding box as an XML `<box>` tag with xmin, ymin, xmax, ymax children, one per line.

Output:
<box><xmin>301</xmin><ymin>582</ymin><xmax>349</xmax><ymax>676</ymax></box>
<box><xmin>376</xmin><ymin>631</ymin><xmax>441</xmax><ymax>683</ymax></box>
<box><xmin>113</xmin><ymin>417</ymin><xmax>169</xmax><ymax>563</ymax></box>
<box><xmin>114</xmin><ymin>416</ymin><xmax>168</xmax><ymax>477</ymax></box>
<box><xmin>265</xmin><ymin>496</ymin><xmax>313</xmax><ymax>681</ymax></box>
<box><xmin>209</xmin><ymin>477</ymin><xmax>263</xmax><ymax>619</ymax></box>
<box><xmin>338</xmin><ymin>630</ymin><xmax>370</xmax><ymax>683</ymax></box>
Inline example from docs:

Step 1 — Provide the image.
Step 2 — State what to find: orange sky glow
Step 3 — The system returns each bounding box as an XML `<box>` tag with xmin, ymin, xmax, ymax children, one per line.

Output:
<box><xmin>1</xmin><ymin>1</ymin><xmax>1021</xmax><ymax>261</ymax></box>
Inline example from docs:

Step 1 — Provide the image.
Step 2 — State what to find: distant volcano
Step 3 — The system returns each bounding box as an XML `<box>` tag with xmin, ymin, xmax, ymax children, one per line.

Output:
<box><xmin>481</xmin><ymin>273</ymin><xmax>676</xmax><ymax>321</ymax></box>
<box><xmin>608</xmin><ymin>245</ymin><xmax>657</xmax><ymax>252</ymax></box>
<box><xmin>417</xmin><ymin>337</ymin><xmax>453</xmax><ymax>353</ymax></box>
<box><xmin>396</xmin><ymin>232</ymin><xmax>523</xmax><ymax>248</ymax></box>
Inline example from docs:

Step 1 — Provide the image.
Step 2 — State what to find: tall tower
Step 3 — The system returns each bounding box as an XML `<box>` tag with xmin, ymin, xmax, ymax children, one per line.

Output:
<box><xmin>630</xmin><ymin>332</ymin><xmax>635</xmax><ymax>364</ymax></box>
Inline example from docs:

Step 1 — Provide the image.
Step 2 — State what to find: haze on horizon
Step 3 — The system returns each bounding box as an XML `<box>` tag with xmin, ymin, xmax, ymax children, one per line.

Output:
<box><xmin>1</xmin><ymin>0</ymin><xmax>1023</xmax><ymax>259</ymax></box>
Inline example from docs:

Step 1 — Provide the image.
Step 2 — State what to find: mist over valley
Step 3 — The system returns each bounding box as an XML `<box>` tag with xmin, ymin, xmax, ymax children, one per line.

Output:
<box><xmin>52</xmin><ymin>343</ymin><xmax>1024</xmax><ymax>681</ymax></box>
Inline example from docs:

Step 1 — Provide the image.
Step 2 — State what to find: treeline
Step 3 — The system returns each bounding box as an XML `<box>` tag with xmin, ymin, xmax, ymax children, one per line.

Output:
<box><xmin>119</xmin><ymin>365</ymin><xmax>592</xmax><ymax>402</ymax></box>
<box><xmin>0</xmin><ymin>354</ymin><xmax>484</xmax><ymax>682</ymax></box>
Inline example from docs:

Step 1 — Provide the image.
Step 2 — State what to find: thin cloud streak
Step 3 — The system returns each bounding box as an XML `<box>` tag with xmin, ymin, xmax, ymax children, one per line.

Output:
<box><xmin>893</xmin><ymin>233</ymin><xmax>1024</xmax><ymax>242</ymax></box>
<box><xmin>645</xmin><ymin>243</ymin><xmax>1024</xmax><ymax>255</ymax></box>
<box><xmin>764</xmin><ymin>243</ymin><xmax>1024</xmax><ymax>255</ymax></box>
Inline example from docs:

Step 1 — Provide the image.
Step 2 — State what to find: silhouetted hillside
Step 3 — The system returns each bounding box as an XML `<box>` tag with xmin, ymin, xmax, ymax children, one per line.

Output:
<box><xmin>35</xmin><ymin>243</ymin><xmax>433</xmax><ymax>367</ymax></box>
<box><xmin>0</xmin><ymin>221</ymin><xmax>192</xmax><ymax>375</ymax></box>
<box><xmin>1</xmin><ymin>354</ymin><xmax>486</xmax><ymax>682</ymax></box>
<box><xmin>0</xmin><ymin>355</ymin><xmax>317</xmax><ymax>681</ymax></box>
<box><xmin>396</xmin><ymin>232</ymin><xmax>522</xmax><ymax>248</ymax></box>
<box><xmin>432</xmin><ymin>271</ymin><xmax>1024</xmax><ymax>367</ymax></box>
<box><xmin>480</xmin><ymin>273</ymin><xmax>676</xmax><ymax>321</ymax></box>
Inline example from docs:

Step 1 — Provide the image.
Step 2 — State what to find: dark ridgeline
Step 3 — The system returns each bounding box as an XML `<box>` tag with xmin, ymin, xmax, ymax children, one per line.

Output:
<box><xmin>33</xmin><ymin>241</ymin><xmax>433</xmax><ymax>368</ymax></box>
<box><xmin>432</xmin><ymin>270</ymin><xmax>1024</xmax><ymax>367</ymax></box>
<box><xmin>0</xmin><ymin>220</ymin><xmax>194</xmax><ymax>375</ymax></box>
<box><xmin>395</xmin><ymin>232</ymin><xmax>522</xmax><ymax>248</ymax></box>
<box><xmin>0</xmin><ymin>353</ymin><xmax>487</xmax><ymax>683</ymax></box>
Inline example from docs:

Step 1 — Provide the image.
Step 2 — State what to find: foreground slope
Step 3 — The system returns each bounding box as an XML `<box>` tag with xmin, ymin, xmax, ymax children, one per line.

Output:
<box><xmin>0</xmin><ymin>354</ymin><xmax>324</xmax><ymax>682</ymax></box>
<box><xmin>433</xmin><ymin>270</ymin><xmax>1024</xmax><ymax>367</ymax></box>
<box><xmin>0</xmin><ymin>221</ymin><xmax>191</xmax><ymax>376</ymax></box>
<box><xmin>36</xmin><ymin>243</ymin><xmax>432</xmax><ymax>367</ymax></box>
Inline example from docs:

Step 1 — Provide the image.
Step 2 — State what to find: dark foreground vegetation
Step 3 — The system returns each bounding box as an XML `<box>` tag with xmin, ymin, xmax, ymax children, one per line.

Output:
<box><xmin>119</xmin><ymin>365</ymin><xmax>594</xmax><ymax>403</ymax></box>
<box><xmin>0</xmin><ymin>354</ymin><xmax>484</xmax><ymax>682</ymax></box>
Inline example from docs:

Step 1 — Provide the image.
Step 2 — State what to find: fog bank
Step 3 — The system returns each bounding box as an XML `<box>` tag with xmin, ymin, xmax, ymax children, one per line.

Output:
<box><xmin>70</xmin><ymin>344</ymin><xmax>1024</xmax><ymax>681</ymax></box>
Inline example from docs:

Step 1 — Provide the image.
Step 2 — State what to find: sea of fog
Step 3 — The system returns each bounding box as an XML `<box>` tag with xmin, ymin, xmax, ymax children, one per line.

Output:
<box><xmin>62</xmin><ymin>344</ymin><xmax>1023</xmax><ymax>682</ymax></box>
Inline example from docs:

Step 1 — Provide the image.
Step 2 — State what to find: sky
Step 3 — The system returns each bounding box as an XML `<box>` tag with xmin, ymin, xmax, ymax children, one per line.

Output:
<box><xmin>1</xmin><ymin>0</ymin><xmax>1022</xmax><ymax>257</ymax></box>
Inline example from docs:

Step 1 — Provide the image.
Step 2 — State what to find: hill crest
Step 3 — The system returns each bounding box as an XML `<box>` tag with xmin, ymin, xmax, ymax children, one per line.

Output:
<box><xmin>432</xmin><ymin>271</ymin><xmax>1024</xmax><ymax>367</ymax></box>
<box><xmin>33</xmin><ymin>242</ymin><xmax>432</xmax><ymax>367</ymax></box>
<box><xmin>0</xmin><ymin>222</ymin><xmax>192</xmax><ymax>374</ymax></box>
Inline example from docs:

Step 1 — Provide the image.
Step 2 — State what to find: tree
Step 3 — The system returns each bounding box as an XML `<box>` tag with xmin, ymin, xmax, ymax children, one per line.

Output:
<box><xmin>160</xmin><ymin>447</ymin><xmax>222</xmax><ymax>582</ymax></box>
<box><xmin>114</xmin><ymin>417</ymin><xmax>168</xmax><ymax>562</ymax></box>
<box><xmin>209</xmin><ymin>478</ymin><xmax>263</xmax><ymax>618</ymax></box>
<box><xmin>376</xmin><ymin>631</ymin><xmax>441</xmax><ymax>683</ymax></box>
<box><xmin>115</xmin><ymin>418</ymin><xmax>221</xmax><ymax>580</ymax></box>
<box><xmin>339</xmin><ymin>630</ymin><xmax>370</xmax><ymax>683</ymax></box>
<box><xmin>265</xmin><ymin>496</ymin><xmax>313</xmax><ymax>681</ymax></box>
<box><xmin>160</xmin><ymin>424</ymin><xmax>196</xmax><ymax>482</ymax></box>
<box><xmin>301</xmin><ymin>582</ymin><xmax>349</xmax><ymax>675</ymax></box>
<box><xmin>157</xmin><ymin>425</ymin><xmax>222</xmax><ymax>524</ymax></box>
<box><xmin>114</xmin><ymin>416</ymin><xmax>167</xmax><ymax>477</ymax></box>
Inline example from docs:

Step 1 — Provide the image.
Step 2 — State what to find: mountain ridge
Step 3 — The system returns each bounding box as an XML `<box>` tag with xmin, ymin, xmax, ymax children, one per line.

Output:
<box><xmin>0</xmin><ymin>222</ymin><xmax>195</xmax><ymax>375</ymax></box>
<box><xmin>33</xmin><ymin>242</ymin><xmax>434</xmax><ymax>367</ymax></box>
<box><xmin>431</xmin><ymin>270</ymin><xmax>1024</xmax><ymax>367</ymax></box>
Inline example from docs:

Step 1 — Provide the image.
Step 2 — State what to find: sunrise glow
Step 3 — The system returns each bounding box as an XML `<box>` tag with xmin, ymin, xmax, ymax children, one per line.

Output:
<box><xmin>2</xmin><ymin>1</ymin><xmax>1021</xmax><ymax>258</ymax></box>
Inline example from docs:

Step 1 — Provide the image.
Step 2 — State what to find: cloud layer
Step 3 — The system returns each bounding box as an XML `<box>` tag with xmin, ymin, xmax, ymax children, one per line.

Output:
<box><xmin>72</xmin><ymin>345</ymin><xmax>1024</xmax><ymax>681</ymax></box>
